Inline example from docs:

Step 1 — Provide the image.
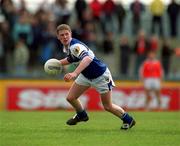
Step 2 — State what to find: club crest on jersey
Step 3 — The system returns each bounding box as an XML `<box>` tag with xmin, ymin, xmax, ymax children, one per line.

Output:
<box><xmin>73</xmin><ymin>46</ymin><xmax>80</xmax><ymax>55</ymax></box>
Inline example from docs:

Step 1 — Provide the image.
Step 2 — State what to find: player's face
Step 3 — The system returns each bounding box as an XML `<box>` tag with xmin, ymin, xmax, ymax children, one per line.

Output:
<box><xmin>148</xmin><ymin>52</ymin><xmax>156</xmax><ymax>59</ymax></box>
<box><xmin>57</xmin><ymin>30</ymin><xmax>72</xmax><ymax>46</ymax></box>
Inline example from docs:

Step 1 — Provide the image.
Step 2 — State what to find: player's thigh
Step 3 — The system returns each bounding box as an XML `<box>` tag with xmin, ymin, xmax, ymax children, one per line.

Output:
<box><xmin>144</xmin><ymin>88</ymin><xmax>152</xmax><ymax>97</ymax></box>
<box><xmin>153</xmin><ymin>79</ymin><xmax>161</xmax><ymax>90</ymax></box>
<box><xmin>154</xmin><ymin>89</ymin><xmax>161</xmax><ymax>96</ymax></box>
<box><xmin>144</xmin><ymin>78</ymin><xmax>152</xmax><ymax>90</ymax></box>
<box><xmin>67</xmin><ymin>82</ymin><xmax>90</xmax><ymax>99</ymax></box>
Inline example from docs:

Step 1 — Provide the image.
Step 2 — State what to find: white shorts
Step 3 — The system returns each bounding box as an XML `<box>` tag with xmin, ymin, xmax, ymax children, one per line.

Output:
<box><xmin>144</xmin><ymin>78</ymin><xmax>161</xmax><ymax>90</ymax></box>
<box><xmin>75</xmin><ymin>68</ymin><xmax>115</xmax><ymax>94</ymax></box>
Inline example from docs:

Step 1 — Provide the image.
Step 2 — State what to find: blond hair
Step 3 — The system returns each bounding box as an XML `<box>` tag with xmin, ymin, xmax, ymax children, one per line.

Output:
<box><xmin>56</xmin><ymin>24</ymin><xmax>71</xmax><ymax>34</ymax></box>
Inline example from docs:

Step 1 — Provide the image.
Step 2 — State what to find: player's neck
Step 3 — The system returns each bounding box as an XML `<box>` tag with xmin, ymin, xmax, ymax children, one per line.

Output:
<box><xmin>64</xmin><ymin>38</ymin><xmax>72</xmax><ymax>49</ymax></box>
<box><xmin>147</xmin><ymin>58</ymin><xmax>156</xmax><ymax>61</ymax></box>
<box><xmin>64</xmin><ymin>45</ymin><xmax>69</xmax><ymax>49</ymax></box>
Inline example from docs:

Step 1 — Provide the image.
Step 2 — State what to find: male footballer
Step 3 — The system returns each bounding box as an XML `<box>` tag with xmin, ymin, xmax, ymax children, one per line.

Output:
<box><xmin>57</xmin><ymin>24</ymin><xmax>136</xmax><ymax>130</ymax></box>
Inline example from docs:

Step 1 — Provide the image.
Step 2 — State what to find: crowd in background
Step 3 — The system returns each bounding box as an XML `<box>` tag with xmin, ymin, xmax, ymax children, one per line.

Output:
<box><xmin>0</xmin><ymin>0</ymin><xmax>179</xmax><ymax>79</ymax></box>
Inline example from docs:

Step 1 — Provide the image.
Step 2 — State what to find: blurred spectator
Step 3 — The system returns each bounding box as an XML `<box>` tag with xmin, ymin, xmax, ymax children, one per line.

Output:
<box><xmin>29</xmin><ymin>13</ymin><xmax>44</xmax><ymax>67</ymax></box>
<box><xmin>115</xmin><ymin>2</ymin><xmax>126</xmax><ymax>33</ymax></box>
<box><xmin>51</xmin><ymin>0</ymin><xmax>71</xmax><ymax>25</ymax></box>
<box><xmin>133</xmin><ymin>30</ymin><xmax>149</xmax><ymax>75</ymax></box>
<box><xmin>81</xmin><ymin>22</ymin><xmax>97</xmax><ymax>51</ymax></box>
<box><xmin>150</xmin><ymin>0</ymin><xmax>165</xmax><ymax>37</ymax></box>
<box><xmin>89</xmin><ymin>0</ymin><xmax>103</xmax><ymax>33</ymax></box>
<box><xmin>72</xmin><ymin>21</ymin><xmax>84</xmax><ymax>41</ymax></box>
<box><xmin>35</xmin><ymin>8</ymin><xmax>49</xmax><ymax>30</ymax></box>
<box><xmin>86</xmin><ymin>31</ymin><xmax>97</xmax><ymax>51</ymax></box>
<box><xmin>175</xmin><ymin>48</ymin><xmax>180</xmax><ymax>57</ymax></box>
<box><xmin>149</xmin><ymin>35</ymin><xmax>159</xmax><ymax>52</ymax></box>
<box><xmin>1</xmin><ymin>0</ymin><xmax>17</xmax><ymax>30</ymax></box>
<box><xmin>102</xmin><ymin>0</ymin><xmax>116</xmax><ymax>33</ymax></box>
<box><xmin>119</xmin><ymin>36</ymin><xmax>131</xmax><ymax>75</ymax></box>
<box><xmin>18</xmin><ymin>0</ymin><xmax>27</xmax><ymax>12</ymax></box>
<box><xmin>81</xmin><ymin>9</ymin><xmax>94</xmax><ymax>28</ymax></box>
<box><xmin>0</xmin><ymin>32</ymin><xmax>5</xmax><ymax>73</ymax></box>
<box><xmin>75</xmin><ymin>0</ymin><xmax>87</xmax><ymax>25</ymax></box>
<box><xmin>13</xmin><ymin>34</ymin><xmax>30</xmax><ymax>76</ymax></box>
<box><xmin>40</xmin><ymin>21</ymin><xmax>57</xmax><ymax>63</ymax></box>
<box><xmin>89</xmin><ymin>0</ymin><xmax>102</xmax><ymax>22</ymax></box>
<box><xmin>102</xmin><ymin>31</ymin><xmax>114</xmax><ymax>54</ymax></box>
<box><xmin>161</xmin><ymin>38</ymin><xmax>173</xmax><ymax>76</ymax></box>
<box><xmin>0</xmin><ymin>0</ymin><xmax>179</xmax><ymax>79</ymax></box>
<box><xmin>167</xmin><ymin>0</ymin><xmax>180</xmax><ymax>37</ymax></box>
<box><xmin>130</xmin><ymin>0</ymin><xmax>145</xmax><ymax>35</ymax></box>
<box><xmin>139</xmin><ymin>50</ymin><xmax>164</xmax><ymax>110</ymax></box>
<box><xmin>12</xmin><ymin>10</ymin><xmax>33</xmax><ymax>46</ymax></box>
<box><xmin>0</xmin><ymin>21</ymin><xmax>14</xmax><ymax>73</ymax></box>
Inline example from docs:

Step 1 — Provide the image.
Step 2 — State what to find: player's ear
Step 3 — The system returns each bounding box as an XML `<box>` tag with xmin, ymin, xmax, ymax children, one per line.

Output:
<box><xmin>56</xmin><ymin>32</ymin><xmax>59</xmax><ymax>39</ymax></box>
<box><xmin>56</xmin><ymin>33</ymin><xmax>61</xmax><ymax>41</ymax></box>
<box><xmin>69</xmin><ymin>31</ymin><xmax>72</xmax><ymax>37</ymax></box>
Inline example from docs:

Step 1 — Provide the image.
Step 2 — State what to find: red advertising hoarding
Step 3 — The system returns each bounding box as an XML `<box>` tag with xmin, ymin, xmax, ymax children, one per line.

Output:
<box><xmin>7</xmin><ymin>86</ymin><xmax>180</xmax><ymax>111</ymax></box>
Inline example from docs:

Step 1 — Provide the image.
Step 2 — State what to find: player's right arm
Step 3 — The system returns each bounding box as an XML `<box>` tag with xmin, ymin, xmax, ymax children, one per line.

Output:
<box><xmin>59</xmin><ymin>57</ymin><xmax>71</xmax><ymax>66</ymax></box>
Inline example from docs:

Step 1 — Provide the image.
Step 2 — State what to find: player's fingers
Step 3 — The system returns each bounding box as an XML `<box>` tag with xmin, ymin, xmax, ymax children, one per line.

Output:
<box><xmin>64</xmin><ymin>76</ymin><xmax>70</xmax><ymax>82</ymax></box>
<box><xmin>64</xmin><ymin>74</ymin><xmax>72</xmax><ymax>82</ymax></box>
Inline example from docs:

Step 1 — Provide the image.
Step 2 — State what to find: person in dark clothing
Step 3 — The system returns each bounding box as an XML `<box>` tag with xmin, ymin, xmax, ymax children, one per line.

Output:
<box><xmin>116</xmin><ymin>2</ymin><xmax>126</xmax><ymax>33</ymax></box>
<box><xmin>130</xmin><ymin>0</ymin><xmax>145</xmax><ymax>35</ymax></box>
<box><xmin>0</xmin><ymin>21</ymin><xmax>15</xmax><ymax>73</ymax></box>
<box><xmin>167</xmin><ymin>0</ymin><xmax>180</xmax><ymax>37</ymax></box>
<box><xmin>0</xmin><ymin>0</ymin><xmax>17</xmax><ymax>31</ymax></box>
<box><xmin>150</xmin><ymin>0</ymin><xmax>165</xmax><ymax>37</ymax></box>
<box><xmin>119</xmin><ymin>36</ymin><xmax>131</xmax><ymax>75</ymax></box>
<box><xmin>161</xmin><ymin>39</ymin><xmax>173</xmax><ymax>76</ymax></box>
<box><xmin>75</xmin><ymin>0</ymin><xmax>87</xmax><ymax>24</ymax></box>
<box><xmin>102</xmin><ymin>32</ymin><xmax>114</xmax><ymax>54</ymax></box>
<box><xmin>72</xmin><ymin>21</ymin><xmax>84</xmax><ymax>41</ymax></box>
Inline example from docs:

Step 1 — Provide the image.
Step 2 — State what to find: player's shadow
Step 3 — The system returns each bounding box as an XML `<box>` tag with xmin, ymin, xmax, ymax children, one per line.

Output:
<box><xmin>61</xmin><ymin>128</ymin><xmax>119</xmax><ymax>133</ymax></box>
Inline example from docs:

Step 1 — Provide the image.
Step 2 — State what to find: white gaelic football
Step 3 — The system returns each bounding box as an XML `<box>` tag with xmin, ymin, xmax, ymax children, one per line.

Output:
<box><xmin>44</xmin><ymin>59</ymin><xmax>62</xmax><ymax>75</ymax></box>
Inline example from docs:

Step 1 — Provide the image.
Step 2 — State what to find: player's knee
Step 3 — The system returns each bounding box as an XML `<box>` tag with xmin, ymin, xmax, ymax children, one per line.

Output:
<box><xmin>66</xmin><ymin>97</ymin><xmax>74</xmax><ymax>103</ymax></box>
<box><xmin>103</xmin><ymin>104</ymin><xmax>112</xmax><ymax>112</ymax></box>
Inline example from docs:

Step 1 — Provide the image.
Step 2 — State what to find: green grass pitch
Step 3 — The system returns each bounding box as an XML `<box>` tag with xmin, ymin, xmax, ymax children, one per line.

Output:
<box><xmin>0</xmin><ymin>111</ymin><xmax>180</xmax><ymax>146</ymax></box>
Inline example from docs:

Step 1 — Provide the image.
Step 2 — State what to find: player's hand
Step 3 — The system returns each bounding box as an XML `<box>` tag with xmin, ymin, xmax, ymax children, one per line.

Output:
<box><xmin>64</xmin><ymin>72</ymin><xmax>78</xmax><ymax>82</ymax></box>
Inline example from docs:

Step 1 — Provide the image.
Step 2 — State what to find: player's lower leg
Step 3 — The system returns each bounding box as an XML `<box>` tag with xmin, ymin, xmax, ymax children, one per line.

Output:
<box><xmin>66</xmin><ymin>98</ymin><xmax>89</xmax><ymax>125</ymax></box>
<box><xmin>66</xmin><ymin>83</ymin><xmax>90</xmax><ymax>125</ymax></box>
<box><xmin>145</xmin><ymin>89</ymin><xmax>151</xmax><ymax>110</ymax></box>
<box><xmin>101</xmin><ymin>91</ymin><xmax>136</xmax><ymax>130</ymax></box>
<box><xmin>103</xmin><ymin>103</ymin><xmax>136</xmax><ymax>130</ymax></box>
<box><xmin>66</xmin><ymin>98</ymin><xmax>84</xmax><ymax>112</ymax></box>
<box><xmin>155</xmin><ymin>90</ymin><xmax>161</xmax><ymax>110</ymax></box>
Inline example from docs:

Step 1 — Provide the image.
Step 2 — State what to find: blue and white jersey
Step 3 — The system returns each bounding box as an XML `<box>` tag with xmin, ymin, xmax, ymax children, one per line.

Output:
<box><xmin>64</xmin><ymin>38</ymin><xmax>107</xmax><ymax>79</ymax></box>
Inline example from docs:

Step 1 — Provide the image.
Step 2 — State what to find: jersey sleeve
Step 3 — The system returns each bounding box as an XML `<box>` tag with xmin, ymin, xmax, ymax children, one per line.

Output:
<box><xmin>70</xmin><ymin>44</ymin><xmax>89</xmax><ymax>60</ymax></box>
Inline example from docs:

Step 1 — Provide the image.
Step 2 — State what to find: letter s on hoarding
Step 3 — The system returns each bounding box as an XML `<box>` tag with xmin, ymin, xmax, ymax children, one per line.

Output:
<box><xmin>18</xmin><ymin>89</ymin><xmax>43</xmax><ymax>109</ymax></box>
